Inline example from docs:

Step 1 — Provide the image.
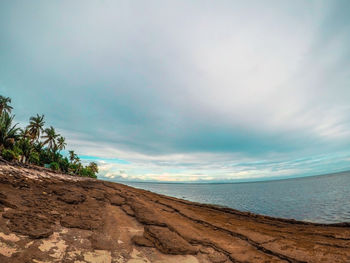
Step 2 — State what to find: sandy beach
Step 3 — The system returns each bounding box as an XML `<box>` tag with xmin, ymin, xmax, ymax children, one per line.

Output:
<box><xmin>0</xmin><ymin>161</ymin><xmax>349</xmax><ymax>263</ymax></box>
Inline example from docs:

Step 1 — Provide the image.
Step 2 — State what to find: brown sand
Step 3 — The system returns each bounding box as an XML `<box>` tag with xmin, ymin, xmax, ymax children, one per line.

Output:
<box><xmin>0</xmin><ymin>161</ymin><xmax>349</xmax><ymax>263</ymax></box>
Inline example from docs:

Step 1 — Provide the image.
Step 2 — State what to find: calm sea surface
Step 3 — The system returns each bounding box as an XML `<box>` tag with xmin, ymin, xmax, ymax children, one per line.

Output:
<box><xmin>123</xmin><ymin>171</ymin><xmax>350</xmax><ymax>224</ymax></box>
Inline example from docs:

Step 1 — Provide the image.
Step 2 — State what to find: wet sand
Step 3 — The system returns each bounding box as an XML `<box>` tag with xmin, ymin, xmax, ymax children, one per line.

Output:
<box><xmin>0</xmin><ymin>161</ymin><xmax>349</xmax><ymax>263</ymax></box>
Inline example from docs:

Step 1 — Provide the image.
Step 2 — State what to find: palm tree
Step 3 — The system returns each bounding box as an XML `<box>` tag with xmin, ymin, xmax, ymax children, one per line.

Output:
<box><xmin>42</xmin><ymin>126</ymin><xmax>60</xmax><ymax>150</ymax></box>
<box><xmin>33</xmin><ymin>140</ymin><xmax>44</xmax><ymax>153</ymax></box>
<box><xmin>0</xmin><ymin>96</ymin><xmax>13</xmax><ymax>115</ymax></box>
<box><xmin>27</xmin><ymin>114</ymin><xmax>45</xmax><ymax>142</ymax></box>
<box><xmin>19</xmin><ymin>128</ymin><xmax>31</xmax><ymax>140</ymax></box>
<box><xmin>57</xmin><ymin>136</ymin><xmax>66</xmax><ymax>151</ymax></box>
<box><xmin>0</xmin><ymin>112</ymin><xmax>20</xmax><ymax>148</ymax></box>
<box><xmin>74</xmin><ymin>155</ymin><xmax>81</xmax><ymax>164</ymax></box>
<box><xmin>69</xmin><ymin>150</ymin><xmax>77</xmax><ymax>163</ymax></box>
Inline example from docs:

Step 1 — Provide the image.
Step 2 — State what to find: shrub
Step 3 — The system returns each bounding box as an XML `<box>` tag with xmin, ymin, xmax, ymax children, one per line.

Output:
<box><xmin>68</xmin><ymin>163</ymin><xmax>79</xmax><ymax>175</ymax></box>
<box><xmin>49</xmin><ymin>162</ymin><xmax>59</xmax><ymax>171</ymax></box>
<box><xmin>39</xmin><ymin>149</ymin><xmax>53</xmax><ymax>165</ymax></box>
<box><xmin>1</xmin><ymin>149</ymin><xmax>18</xmax><ymax>161</ymax></box>
<box><xmin>58</xmin><ymin>157</ymin><xmax>70</xmax><ymax>173</ymax></box>
<box><xmin>29</xmin><ymin>151</ymin><xmax>40</xmax><ymax>165</ymax></box>
<box><xmin>79</xmin><ymin>167</ymin><xmax>97</xmax><ymax>178</ymax></box>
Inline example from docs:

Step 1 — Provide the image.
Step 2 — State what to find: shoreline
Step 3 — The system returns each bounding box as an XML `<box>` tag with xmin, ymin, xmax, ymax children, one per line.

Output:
<box><xmin>0</xmin><ymin>161</ymin><xmax>350</xmax><ymax>262</ymax></box>
<box><xmin>127</xmin><ymin>186</ymin><xmax>350</xmax><ymax>228</ymax></box>
<box><xmin>123</xmin><ymin>176</ymin><xmax>350</xmax><ymax>225</ymax></box>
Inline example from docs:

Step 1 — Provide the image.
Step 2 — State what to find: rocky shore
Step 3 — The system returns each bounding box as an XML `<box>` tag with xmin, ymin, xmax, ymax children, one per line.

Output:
<box><xmin>0</xmin><ymin>161</ymin><xmax>349</xmax><ymax>263</ymax></box>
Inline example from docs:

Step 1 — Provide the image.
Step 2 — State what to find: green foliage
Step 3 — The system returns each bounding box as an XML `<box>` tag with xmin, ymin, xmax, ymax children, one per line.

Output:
<box><xmin>88</xmin><ymin>162</ymin><xmax>99</xmax><ymax>174</ymax></box>
<box><xmin>39</xmin><ymin>148</ymin><xmax>53</xmax><ymax>166</ymax></box>
<box><xmin>33</xmin><ymin>141</ymin><xmax>44</xmax><ymax>152</ymax></box>
<box><xmin>0</xmin><ymin>96</ymin><xmax>13</xmax><ymax>115</ymax></box>
<box><xmin>0</xmin><ymin>94</ymin><xmax>98</xmax><ymax>178</ymax></box>
<box><xmin>16</xmin><ymin>138</ymin><xmax>33</xmax><ymax>162</ymax></box>
<box><xmin>42</xmin><ymin>126</ymin><xmax>59</xmax><ymax>150</ymax></box>
<box><xmin>56</xmin><ymin>136</ymin><xmax>66</xmax><ymax>151</ymax></box>
<box><xmin>79</xmin><ymin>167</ymin><xmax>97</xmax><ymax>178</ymax></box>
<box><xmin>0</xmin><ymin>112</ymin><xmax>20</xmax><ymax>148</ymax></box>
<box><xmin>68</xmin><ymin>150</ymin><xmax>80</xmax><ymax>164</ymax></box>
<box><xmin>2</xmin><ymin>148</ymin><xmax>18</xmax><ymax>161</ymax></box>
<box><xmin>49</xmin><ymin>162</ymin><xmax>60</xmax><ymax>171</ymax></box>
<box><xmin>68</xmin><ymin>163</ymin><xmax>79</xmax><ymax>175</ymax></box>
<box><xmin>58</xmin><ymin>157</ymin><xmax>70</xmax><ymax>173</ymax></box>
<box><xmin>27</xmin><ymin>114</ymin><xmax>45</xmax><ymax>141</ymax></box>
<box><xmin>29</xmin><ymin>151</ymin><xmax>40</xmax><ymax>165</ymax></box>
<box><xmin>51</xmin><ymin>151</ymin><xmax>63</xmax><ymax>163</ymax></box>
<box><xmin>12</xmin><ymin>145</ymin><xmax>22</xmax><ymax>157</ymax></box>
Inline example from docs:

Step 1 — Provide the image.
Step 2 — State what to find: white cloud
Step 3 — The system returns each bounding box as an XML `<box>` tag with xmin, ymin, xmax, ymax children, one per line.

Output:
<box><xmin>2</xmin><ymin>0</ymin><xmax>350</xmax><ymax>181</ymax></box>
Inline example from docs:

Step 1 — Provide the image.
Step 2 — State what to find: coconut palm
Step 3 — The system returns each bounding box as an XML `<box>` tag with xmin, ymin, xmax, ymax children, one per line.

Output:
<box><xmin>0</xmin><ymin>112</ymin><xmax>20</xmax><ymax>148</ymax></box>
<box><xmin>27</xmin><ymin>114</ymin><xmax>45</xmax><ymax>142</ymax></box>
<box><xmin>42</xmin><ymin>126</ymin><xmax>60</xmax><ymax>150</ymax></box>
<box><xmin>0</xmin><ymin>96</ymin><xmax>13</xmax><ymax>115</ymax></box>
<box><xmin>18</xmin><ymin>128</ymin><xmax>31</xmax><ymax>140</ymax></box>
<box><xmin>0</xmin><ymin>95</ymin><xmax>98</xmax><ymax>177</ymax></box>
<box><xmin>33</xmin><ymin>140</ymin><xmax>44</xmax><ymax>153</ymax></box>
<box><xmin>69</xmin><ymin>150</ymin><xmax>77</xmax><ymax>163</ymax></box>
<box><xmin>74</xmin><ymin>155</ymin><xmax>81</xmax><ymax>164</ymax></box>
<box><xmin>57</xmin><ymin>136</ymin><xmax>66</xmax><ymax>151</ymax></box>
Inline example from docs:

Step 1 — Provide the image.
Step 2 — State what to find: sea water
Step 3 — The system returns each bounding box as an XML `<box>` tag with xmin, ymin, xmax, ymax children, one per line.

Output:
<box><xmin>123</xmin><ymin>171</ymin><xmax>350</xmax><ymax>224</ymax></box>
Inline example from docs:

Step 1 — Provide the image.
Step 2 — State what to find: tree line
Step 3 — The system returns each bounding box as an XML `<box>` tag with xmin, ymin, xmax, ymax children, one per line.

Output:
<box><xmin>0</xmin><ymin>95</ymin><xmax>98</xmax><ymax>178</ymax></box>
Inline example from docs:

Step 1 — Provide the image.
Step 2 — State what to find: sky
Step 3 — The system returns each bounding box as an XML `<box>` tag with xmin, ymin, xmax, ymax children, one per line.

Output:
<box><xmin>1</xmin><ymin>0</ymin><xmax>350</xmax><ymax>182</ymax></box>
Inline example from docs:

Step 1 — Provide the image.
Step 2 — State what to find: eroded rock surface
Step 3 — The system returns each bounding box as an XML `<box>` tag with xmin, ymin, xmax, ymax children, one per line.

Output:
<box><xmin>0</xmin><ymin>161</ymin><xmax>350</xmax><ymax>263</ymax></box>
<box><xmin>143</xmin><ymin>225</ymin><xmax>198</xmax><ymax>255</ymax></box>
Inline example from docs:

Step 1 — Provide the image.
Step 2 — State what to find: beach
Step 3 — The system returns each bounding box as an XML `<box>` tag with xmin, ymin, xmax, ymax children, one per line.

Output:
<box><xmin>0</xmin><ymin>161</ymin><xmax>349</xmax><ymax>263</ymax></box>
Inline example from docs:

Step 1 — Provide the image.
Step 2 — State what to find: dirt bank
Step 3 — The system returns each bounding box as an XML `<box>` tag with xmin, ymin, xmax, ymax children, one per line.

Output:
<box><xmin>0</xmin><ymin>161</ymin><xmax>349</xmax><ymax>263</ymax></box>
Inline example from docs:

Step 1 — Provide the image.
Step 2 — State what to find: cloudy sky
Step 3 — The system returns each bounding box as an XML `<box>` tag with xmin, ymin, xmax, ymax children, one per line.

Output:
<box><xmin>1</xmin><ymin>0</ymin><xmax>350</xmax><ymax>182</ymax></box>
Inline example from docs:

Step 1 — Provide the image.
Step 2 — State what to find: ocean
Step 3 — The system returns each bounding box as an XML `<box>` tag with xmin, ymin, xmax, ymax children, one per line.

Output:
<box><xmin>123</xmin><ymin>171</ymin><xmax>350</xmax><ymax>224</ymax></box>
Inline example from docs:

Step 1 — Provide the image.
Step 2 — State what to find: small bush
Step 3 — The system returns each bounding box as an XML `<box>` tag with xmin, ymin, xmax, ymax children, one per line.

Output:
<box><xmin>49</xmin><ymin>162</ymin><xmax>59</xmax><ymax>171</ymax></box>
<box><xmin>58</xmin><ymin>157</ymin><xmax>70</xmax><ymax>173</ymax></box>
<box><xmin>68</xmin><ymin>163</ymin><xmax>79</xmax><ymax>175</ymax></box>
<box><xmin>1</xmin><ymin>149</ymin><xmax>18</xmax><ymax>161</ymax></box>
<box><xmin>39</xmin><ymin>149</ymin><xmax>53</xmax><ymax>166</ymax></box>
<box><xmin>79</xmin><ymin>167</ymin><xmax>97</xmax><ymax>178</ymax></box>
<box><xmin>29</xmin><ymin>151</ymin><xmax>40</xmax><ymax>165</ymax></box>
